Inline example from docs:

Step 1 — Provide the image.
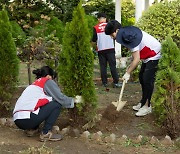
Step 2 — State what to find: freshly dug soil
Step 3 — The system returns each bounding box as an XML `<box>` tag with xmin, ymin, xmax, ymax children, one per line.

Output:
<box><xmin>102</xmin><ymin>103</ymin><xmax>121</xmax><ymax>122</ymax></box>
<box><xmin>0</xmin><ymin>82</ymin><xmax>173</xmax><ymax>153</ymax></box>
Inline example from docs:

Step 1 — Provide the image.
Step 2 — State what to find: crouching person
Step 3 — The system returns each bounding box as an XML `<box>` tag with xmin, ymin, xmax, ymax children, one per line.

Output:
<box><xmin>13</xmin><ymin>66</ymin><xmax>82</xmax><ymax>141</ymax></box>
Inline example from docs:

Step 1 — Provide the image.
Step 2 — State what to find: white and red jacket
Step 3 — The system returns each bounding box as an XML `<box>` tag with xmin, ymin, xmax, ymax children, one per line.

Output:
<box><xmin>94</xmin><ymin>22</ymin><xmax>114</xmax><ymax>51</ymax></box>
<box><xmin>131</xmin><ymin>31</ymin><xmax>161</xmax><ymax>63</ymax></box>
<box><xmin>13</xmin><ymin>77</ymin><xmax>52</xmax><ymax>121</ymax></box>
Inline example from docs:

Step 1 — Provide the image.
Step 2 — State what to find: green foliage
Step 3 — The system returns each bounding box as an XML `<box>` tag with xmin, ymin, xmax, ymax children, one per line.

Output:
<box><xmin>59</xmin><ymin>1</ymin><xmax>97</xmax><ymax>121</ymax></box>
<box><xmin>61</xmin><ymin>0</ymin><xmax>80</xmax><ymax>22</ymax></box>
<box><xmin>10</xmin><ymin>21</ymin><xmax>26</xmax><ymax>47</ymax></box>
<box><xmin>20</xmin><ymin>145</ymin><xmax>53</xmax><ymax>154</ymax></box>
<box><xmin>84</xmin><ymin>0</ymin><xmax>135</xmax><ymax>26</ymax></box>
<box><xmin>152</xmin><ymin>36</ymin><xmax>180</xmax><ymax>138</ymax></box>
<box><xmin>18</xmin><ymin>33</ymin><xmax>61</xmax><ymax>82</ymax></box>
<box><xmin>85</xmin><ymin>15</ymin><xmax>97</xmax><ymax>39</ymax></box>
<box><xmin>18</xmin><ymin>16</ymin><xmax>63</xmax><ymax>83</ymax></box>
<box><xmin>1</xmin><ymin>0</ymin><xmax>66</xmax><ymax>40</ymax></box>
<box><xmin>0</xmin><ymin>9</ymin><xmax>19</xmax><ymax>101</ymax></box>
<box><xmin>121</xmin><ymin>0</ymin><xmax>135</xmax><ymax>57</ymax></box>
<box><xmin>44</xmin><ymin>17</ymin><xmax>64</xmax><ymax>43</ymax></box>
<box><xmin>8</xmin><ymin>0</ymin><xmax>52</xmax><ymax>30</ymax></box>
<box><xmin>84</xmin><ymin>0</ymin><xmax>115</xmax><ymax>20</ymax></box>
<box><xmin>136</xmin><ymin>0</ymin><xmax>180</xmax><ymax>47</ymax></box>
<box><xmin>43</xmin><ymin>34</ymin><xmax>61</xmax><ymax>71</ymax></box>
<box><xmin>121</xmin><ymin>0</ymin><xmax>135</xmax><ymax>27</ymax></box>
<box><xmin>33</xmin><ymin>16</ymin><xmax>64</xmax><ymax>43</ymax></box>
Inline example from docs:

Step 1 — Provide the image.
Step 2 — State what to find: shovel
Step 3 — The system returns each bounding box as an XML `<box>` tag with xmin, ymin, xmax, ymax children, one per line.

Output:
<box><xmin>112</xmin><ymin>79</ymin><xmax>127</xmax><ymax>111</ymax></box>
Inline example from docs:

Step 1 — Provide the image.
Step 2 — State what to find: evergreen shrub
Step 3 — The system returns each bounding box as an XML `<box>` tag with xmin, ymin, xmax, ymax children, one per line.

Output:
<box><xmin>0</xmin><ymin>9</ymin><xmax>19</xmax><ymax>102</ymax></box>
<box><xmin>58</xmin><ymin>1</ymin><xmax>97</xmax><ymax>122</ymax></box>
<box><xmin>152</xmin><ymin>36</ymin><xmax>180</xmax><ymax>138</ymax></box>
<box><xmin>136</xmin><ymin>0</ymin><xmax>180</xmax><ymax>47</ymax></box>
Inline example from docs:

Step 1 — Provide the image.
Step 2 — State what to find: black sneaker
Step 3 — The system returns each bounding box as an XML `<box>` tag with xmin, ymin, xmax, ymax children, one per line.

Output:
<box><xmin>113</xmin><ymin>83</ymin><xmax>122</xmax><ymax>88</ymax></box>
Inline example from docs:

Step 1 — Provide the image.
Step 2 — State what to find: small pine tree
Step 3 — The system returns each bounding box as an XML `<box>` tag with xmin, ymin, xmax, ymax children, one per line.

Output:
<box><xmin>153</xmin><ymin>36</ymin><xmax>180</xmax><ymax>138</ymax></box>
<box><xmin>58</xmin><ymin>1</ymin><xmax>97</xmax><ymax>123</ymax></box>
<box><xmin>0</xmin><ymin>9</ymin><xmax>19</xmax><ymax>102</ymax></box>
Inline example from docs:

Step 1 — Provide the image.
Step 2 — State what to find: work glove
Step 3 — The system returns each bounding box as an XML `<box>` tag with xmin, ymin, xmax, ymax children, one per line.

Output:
<box><xmin>74</xmin><ymin>95</ymin><xmax>83</xmax><ymax>103</ymax></box>
<box><xmin>122</xmin><ymin>72</ymin><xmax>130</xmax><ymax>83</ymax></box>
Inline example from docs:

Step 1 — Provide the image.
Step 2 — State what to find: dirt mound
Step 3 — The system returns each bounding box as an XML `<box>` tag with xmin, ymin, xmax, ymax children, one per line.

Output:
<box><xmin>102</xmin><ymin>104</ymin><xmax>122</xmax><ymax>122</ymax></box>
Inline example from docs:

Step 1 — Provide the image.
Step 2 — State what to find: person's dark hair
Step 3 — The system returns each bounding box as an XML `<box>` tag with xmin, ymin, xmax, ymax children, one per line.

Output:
<box><xmin>33</xmin><ymin>66</ymin><xmax>57</xmax><ymax>79</ymax></box>
<box><xmin>97</xmin><ymin>12</ymin><xmax>107</xmax><ymax>19</ymax></box>
<box><xmin>105</xmin><ymin>20</ymin><xmax>122</xmax><ymax>35</ymax></box>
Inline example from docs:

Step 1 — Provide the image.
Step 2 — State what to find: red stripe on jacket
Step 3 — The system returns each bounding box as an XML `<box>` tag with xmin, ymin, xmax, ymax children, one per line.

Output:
<box><xmin>140</xmin><ymin>46</ymin><xmax>157</xmax><ymax>59</ymax></box>
<box><xmin>32</xmin><ymin>77</ymin><xmax>50</xmax><ymax>110</ymax></box>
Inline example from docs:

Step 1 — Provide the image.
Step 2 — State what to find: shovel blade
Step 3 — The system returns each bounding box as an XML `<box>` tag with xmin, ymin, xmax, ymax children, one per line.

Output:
<box><xmin>112</xmin><ymin>101</ymin><xmax>118</xmax><ymax>107</ymax></box>
<box><xmin>116</xmin><ymin>101</ymin><xmax>127</xmax><ymax>111</ymax></box>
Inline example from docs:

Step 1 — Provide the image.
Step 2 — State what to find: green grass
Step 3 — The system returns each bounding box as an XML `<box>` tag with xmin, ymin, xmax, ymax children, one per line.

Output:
<box><xmin>18</xmin><ymin>61</ymin><xmax>44</xmax><ymax>86</ymax></box>
<box><xmin>18</xmin><ymin>59</ymin><xmax>122</xmax><ymax>86</ymax></box>
<box><xmin>136</xmin><ymin>123</ymin><xmax>152</xmax><ymax>131</ymax></box>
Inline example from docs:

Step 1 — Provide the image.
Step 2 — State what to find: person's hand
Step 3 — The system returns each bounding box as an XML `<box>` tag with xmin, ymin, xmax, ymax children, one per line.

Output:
<box><xmin>74</xmin><ymin>95</ymin><xmax>83</xmax><ymax>103</ymax></box>
<box><xmin>122</xmin><ymin>72</ymin><xmax>130</xmax><ymax>83</ymax></box>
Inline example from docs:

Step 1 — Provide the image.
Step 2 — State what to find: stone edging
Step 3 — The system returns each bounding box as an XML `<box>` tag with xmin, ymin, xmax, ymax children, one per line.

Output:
<box><xmin>0</xmin><ymin>118</ymin><xmax>179</xmax><ymax>147</ymax></box>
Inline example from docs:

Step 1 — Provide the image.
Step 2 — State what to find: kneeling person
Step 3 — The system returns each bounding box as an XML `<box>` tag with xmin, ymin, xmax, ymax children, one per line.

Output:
<box><xmin>13</xmin><ymin>66</ymin><xmax>81</xmax><ymax>141</ymax></box>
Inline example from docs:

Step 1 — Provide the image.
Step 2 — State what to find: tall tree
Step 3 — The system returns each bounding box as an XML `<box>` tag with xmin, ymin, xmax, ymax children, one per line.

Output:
<box><xmin>46</xmin><ymin>0</ymin><xmax>81</xmax><ymax>22</ymax></box>
<box><xmin>0</xmin><ymin>9</ymin><xmax>19</xmax><ymax>102</ymax></box>
<box><xmin>84</xmin><ymin>0</ymin><xmax>115</xmax><ymax>20</ymax></box>
<box><xmin>59</xmin><ymin>1</ymin><xmax>97</xmax><ymax>124</ymax></box>
<box><xmin>3</xmin><ymin>0</ymin><xmax>52</xmax><ymax>32</ymax></box>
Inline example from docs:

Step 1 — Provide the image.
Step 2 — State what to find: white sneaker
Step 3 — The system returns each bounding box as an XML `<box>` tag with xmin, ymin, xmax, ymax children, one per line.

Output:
<box><xmin>133</xmin><ymin>103</ymin><xmax>141</xmax><ymax>111</ymax></box>
<box><xmin>135</xmin><ymin>106</ymin><xmax>152</xmax><ymax>117</ymax></box>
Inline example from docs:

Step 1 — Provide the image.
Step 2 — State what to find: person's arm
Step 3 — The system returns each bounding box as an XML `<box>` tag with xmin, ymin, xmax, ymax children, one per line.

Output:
<box><xmin>92</xmin><ymin>27</ymin><xmax>97</xmax><ymax>42</ymax></box>
<box><xmin>122</xmin><ymin>50</ymin><xmax>140</xmax><ymax>82</ymax></box>
<box><xmin>44</xmin><ymin>80</ymin><xmax>74</xmax><ymax>108</ymax></box>
<box><xmin>126</xmin><ymin>50</ymin><xmax>140</xmax><ymax>74</ymax></box>
<box><xmin>91</xmin><ymin>28</ymin><xmax>97</xmax><ymax>48</ymax></box>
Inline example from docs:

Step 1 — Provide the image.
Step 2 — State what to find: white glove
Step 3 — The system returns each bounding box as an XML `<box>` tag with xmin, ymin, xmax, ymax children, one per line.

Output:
<box><xmin>122</xmin><ymin>72</ymin><xmax>130</xmax><ymax>83</ymax></box>
<box><xmin>74</xmin><ymin>95</ymin><xmax>83</xmax><ymax>103</ymax></box>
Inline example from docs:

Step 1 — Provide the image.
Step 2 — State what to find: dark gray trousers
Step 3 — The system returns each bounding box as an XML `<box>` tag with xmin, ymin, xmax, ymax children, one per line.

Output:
<box><xmin>15</xmin><ymin>101</ymin><xmax>61</xmax><ymax>134</ymax></box>
<box><xmin>139</xmin><ymin>60</ymin><xmax>159</xmax><ymax>107</ymax></box>
<box><xmin>98</xmin><ymin>50</ymin><xmax>119</xmax><ymax>85</ymax></box>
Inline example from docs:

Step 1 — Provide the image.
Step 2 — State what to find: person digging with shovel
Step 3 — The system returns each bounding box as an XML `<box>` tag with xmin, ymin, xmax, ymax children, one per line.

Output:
<box><xmin>105</xmin><ymin>20</ymin><xmax>161</xmax><ymax>117</ymax></box>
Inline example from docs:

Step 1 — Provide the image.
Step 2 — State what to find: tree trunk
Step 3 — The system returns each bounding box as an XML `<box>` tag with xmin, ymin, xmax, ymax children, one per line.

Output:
<box><xmin>27</xmin><ymin>62</ymin><xmax>32</xmax><ymax>85</ymax></box>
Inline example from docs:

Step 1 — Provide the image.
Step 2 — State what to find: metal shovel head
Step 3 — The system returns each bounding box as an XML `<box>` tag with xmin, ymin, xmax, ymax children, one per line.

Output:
<box><xmin>116</xmin><ymin>101</ymin><xmax>127</xmax><ymax>111</ymax></box>
<box><xmin>112</xmin><ymin>101</ymin><xmax>118</xmax><ymax>107</ymax></box>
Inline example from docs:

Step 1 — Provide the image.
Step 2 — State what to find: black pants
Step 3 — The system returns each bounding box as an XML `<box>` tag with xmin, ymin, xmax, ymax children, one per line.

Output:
<box><xmin>98</xmin><ymin>50</ymin><xmax>119</xmax><ymax>84</ymax></box>
<box><xmin>15</xmin><ymin>101</ymin><xmax>61</xmax><ymax>134</ymax></box>
<box><xmin>139</xmin><ymin>60</ymin><xmax>159</xmax><ymax>107</ymax></box>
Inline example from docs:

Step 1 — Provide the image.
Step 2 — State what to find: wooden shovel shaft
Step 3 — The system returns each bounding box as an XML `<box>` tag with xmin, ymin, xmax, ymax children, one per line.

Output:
<box><xmin>118</xmin><ymin>80</ymin><xmax>126</xmax><ymax>102</ymax></box>
<box><xmin>116</xmin><ymin>80</ymin><xmax>126</xmax><ymax>111</ymax></box>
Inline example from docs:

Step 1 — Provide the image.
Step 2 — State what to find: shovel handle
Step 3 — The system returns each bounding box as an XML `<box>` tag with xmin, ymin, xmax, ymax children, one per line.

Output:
<box><xmin>118</xmin><ymin>80</ymin><xmax>126</xmax><ymax>102</ymax></box>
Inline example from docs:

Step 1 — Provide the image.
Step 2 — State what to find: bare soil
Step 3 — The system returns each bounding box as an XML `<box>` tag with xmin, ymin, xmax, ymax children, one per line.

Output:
<box><xmin>0</xmin><ymin>80</ymin><xmax>179</xmax><ymax>154</ymax></box>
